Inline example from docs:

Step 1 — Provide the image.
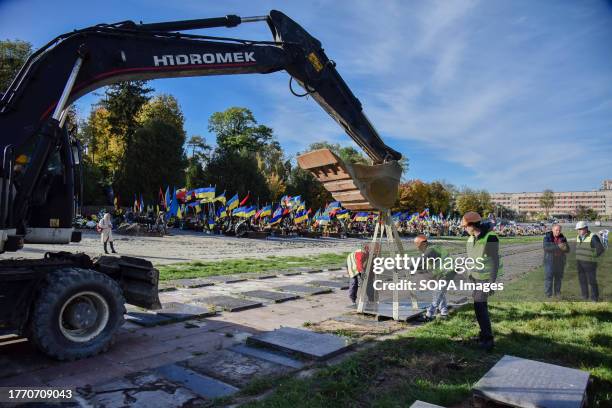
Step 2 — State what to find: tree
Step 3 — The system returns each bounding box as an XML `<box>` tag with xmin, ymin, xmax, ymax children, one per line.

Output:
<box><xmin>539</xmin><ymin>189</ymin><xmax>555</xmax><ymax>219</ymax></box>
<box><xmin>0</xmin><ymin>39</ymin><xmax>32</xmax><ymax>92</ymax></box>
<box><xmin>574</xmin><ymin>205</ymin><xmax>598</xmax><ymax>221</ymax></box>
<box><xmin>208</xmin><ymin>107</ymin><xmax>273</xmax><ymax>152</ymax></box>
<box><xmin>396</xmin><ymin>180</ymin><xmax>452</xmax><ymax>215</ymax></box>
<box><xmin>308</xmin><ymin>141</ymin><xmax>369</xmax><ymax>165</ymax></box>
<box><xmin>455</xmin><ymin>188</ymin><xmax>493</xmax><ymax>216</ymax></box>
<box><xmin>186</xmin><ymin>135</ymin><xmax>211</xmax><ymax>162</ymax></box>
<box><xmin>185</xmin><ymin>157</ymin><xmax>207</xmax><ymax>190</ymax></box>
<box><xmin>138</xmin><ymin>94</ymin><xmax>185</xmax><ymax>136</ymax></box>
<box><xmin>103</xmin><ymin>81</ymin><xmax>153</xmax><ymax>149</ymax></box>
<box><xmin>286</xmin><ymin>166</ymin><xmax>332</xmax><ymax>211</ymax></box>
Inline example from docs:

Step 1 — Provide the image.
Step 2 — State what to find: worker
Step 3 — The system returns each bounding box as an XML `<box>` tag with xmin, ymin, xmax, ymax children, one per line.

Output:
<box><xmin>543</xmin><ymin>223</ymin><xmax>569</xmax><ymax>297</ymax></box>
<box><xmin>346</xmin><ymin>244</ymin><xmax>371</xmax><ymax>306</ymax></box>
<box><xmin>462</xmin><ymin>211</ymin><xmax>499</xmax><ymax>351</ymax></box>
<box><xmin>98</xmin><ymin>212</ymin><xmax>117</xmax><ymax>254</ymax></box>
<box><xmin>414</xmin><ymin>234</ymin><xmax>455</xmax><ymax>320</ymax></box>
<box><xmin>575</xmin><ymin>221</ymin><xmax>604</xmax><ymax>301</ymax></box>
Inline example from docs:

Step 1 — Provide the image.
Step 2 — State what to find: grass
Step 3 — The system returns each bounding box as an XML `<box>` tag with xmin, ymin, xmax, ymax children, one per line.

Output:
<box><xmin>156</xmin><ymin>253</ymin><xmax>348</xmax><ymax>281</ymax></box>
<box><xmin>241</xmin><ymin>302</ymin><xmax>612</xmax><ymax>407</ymax></box>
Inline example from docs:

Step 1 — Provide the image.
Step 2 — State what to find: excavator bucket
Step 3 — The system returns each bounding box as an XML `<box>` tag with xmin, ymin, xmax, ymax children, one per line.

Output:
<box><xmin>297</xmin><ymin>149</ymin><xmax>402</xmax><ymax>210</ymax></box>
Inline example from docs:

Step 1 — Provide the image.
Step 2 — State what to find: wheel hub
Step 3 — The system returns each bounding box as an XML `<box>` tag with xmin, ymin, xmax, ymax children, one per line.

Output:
<box><xmin>65</xmin><ymin>301</ymin><xmax>97</xmax><ymax>329</ymax></box>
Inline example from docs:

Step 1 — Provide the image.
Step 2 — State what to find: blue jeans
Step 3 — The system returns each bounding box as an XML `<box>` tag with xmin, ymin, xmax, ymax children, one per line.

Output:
<box><xmin>426</xmin><ymin>286</ymin><xmax>448</xmax><ymax>317</ymax></box>
<box><xmin>544</xmin><ymin>257</ymin><xmax>565</xmax><ymax>297</ymax></box>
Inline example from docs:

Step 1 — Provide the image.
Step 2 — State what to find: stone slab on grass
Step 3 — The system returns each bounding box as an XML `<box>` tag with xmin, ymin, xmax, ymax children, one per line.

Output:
<box><xmin>181</xmin><ymin>349</ymin><xmax>296</xmax><ymax>388</ymax></box>
<box><xmin>156</xmin><ymin>302</ymin><xmax>216</xmax><ymax>320</ymax></box>
<box><xmin>360</xmin><ymin>301</ymin><xmax>426</xmax><ymax>321</ymax></box>
<box><xmin>275</xmin><ymin>285</ymin><xmax>333</xmax><ymax>296</ymax></box>
<box><xmin>247</xmin><ymin>327</ymin><xmax>351</xmax><ymax>360</ymax></box>
<box><xmin>473</xmin><ymin>355</ymin><xmax>590</xmax><ymax>408</ymax></box>
<box><xmin>169</xmin><ymin>278</ymin><xmax>214</xmax><ymax>289</ymax></box>
<box><xmin>156</xmin><ymin>363</ymin><xmax>239</xmax><ymax>399</ymax></box>
<box><xmin>307</xmin><ymin>280</ymin><xmax>349</xmax><ymax>290</ymax></box>
<box><xmin>205</xmin><ymin>275</ymin><xmax>248</xmax><ymax>284</ymax></box>
<box><xmin>193</xmin><ymin>295</ymin><xmax>263</xmax><ymax>312</ymax></box>
<box><xmin>230</xmin><ymin>344</ymin><xmax>305</xmax><ymax>369</ymax></box>
<box><xmin>240</xmin><ymin>290</ymin><xmax>300</xmax><ymax>303</ymax></box>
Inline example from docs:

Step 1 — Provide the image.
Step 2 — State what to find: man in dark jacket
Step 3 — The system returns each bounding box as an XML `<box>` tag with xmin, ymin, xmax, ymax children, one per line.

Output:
<box><xmin>543</xmin><ymin>224</ymin><xmax>570</xmax><ymax>297</ymax></box>
<box><xmin>575</xmin><ymin>221</ymin><xmax>605</xmax><ymax>301</ymax></box>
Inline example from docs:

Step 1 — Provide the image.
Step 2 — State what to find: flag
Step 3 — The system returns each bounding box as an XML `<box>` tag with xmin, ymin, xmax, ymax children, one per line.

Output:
<box><xmin>294</xmin><ymin>209</ymin><xmax>308</xmax><ymax>224</ymax></box>
<box><xmin>354</xmin><ymin>212</ymin><xmax>369</xmax><ymax>222</ymax></box>
<box><xmin>327</xmin><ymin>201</ymin><xmax>341</xmax><ymax>209</ymax></box>
<box><xmin>175</xmin><ymin>188</ymin><xmax>187</xmax><ymax>202</ymax></box>
<box><xmin>114</xmin><ymin>195</ymin><xmax>119</xmax><ymax>210</ymax></box>
<box><xmin>259</xmin><ymin>205</ymin><xmax>272</xmax><ymax>218</ymax></box>
<box><xmin>216</xmin><ymin>205</ymin><xmax>227</xmax><ymax>219</ymax></box>
<box><xmin>195</xmin><ymin>204</ymin><xmax>201</xmax><ymax>214</ymax></box>
<box><xmin>232</xmin><ymin>206</ymin><xmax>245</xmax><ymax>217</ymax></box>
<box><xmin>164</xmin><ymin>186</ymin><xmax>171</xmax><ymax>209</ymax></box>
<box><xmin>168</xmin><ymin>186</ymin><xmax>179</xmax><ymax>218</ymax></box>
<box><xmin>177</xmin><ymin>205</ymin><xmax>183</xmax><ymax>219</ymax></box>
<box><xmin>240</xmin><ymin>192</ymin><xmax>250</xmax><ymax>206</ymax></box>
<box><xmin>227</xmin><ymin>194</ymin><xmax>239</xmax><ymax>210</ymax></box>
<box><xmin>336</xmin><ymin>209</ymin><xmax>349</xmax><ymax>219</ymax></box>
<box><xmin>244</xmin><ymin>205</ymin><xmax>257</xmax><ymax>218</ymax></box>
<box><xmin>140</xmin><ymin>194</ymin><xmax>144</xmax><ymax>214</ymax></box>
<box><xmin>214</xmin><ymin>191</ymin><xmax>226</xmax><ymax>205</ymax></box>
<box><xmin>208</xmin><ymin>205</ymin><xmax>215</xmax><ymax>227</ymax></box>
<box><xmin>195</xmin><ymin>186</ymin><xmax>215</xmax><ymax>201</ymax></box>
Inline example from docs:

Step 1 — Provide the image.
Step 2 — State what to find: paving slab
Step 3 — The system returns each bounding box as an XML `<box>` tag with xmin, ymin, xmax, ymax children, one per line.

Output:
<box><xmin>155</xmin><ymin>363</ymin><xmax>239</xmax><ymax>399</ymax></box>
<box><xmin>87</xmin><ymin>371</ymin><xmax>208</xmax><ymax>407</ymax></box>
<box><xmin>156</xmin><ymin>302</ymin><xmax>216</xmax><ymax>320</ymax></box>
<box><xmin>247</xmin><ymin>327</ymin><xmax>351</xmax><ymax>360</ymax></box>
<box><xmin>194</xmin><ymin>295</ymin><xmax>263</xmax><ymax>312</ymax></box>
<box><xmin>307</xmin><ymin>280</ymin><xmax>349</xmax><ymax>290</ymax></box>
<box><xmin>205</xmin><ymin>275</ymin><xmax>248</xmax><ymax>284</ymax></box>
<box><xmin>157</xmin><ymin>282</ymin><xmax>177</xmax><ymax>292</ymax></box>
<box><xmin>169</xmin><ymin>278</ymin><xmax>214</xmax><ymax>288</ymax></box>
<box><xmin>473</xmin><ymin>355</ymin><xmax>589</xmax><ymax>408</ymax></box>
<box><xmin>360</xmin><ymin>301</ymin><xmax>426</xmax><ymax>321</ymax></box>
<box><xmin>275</xmin><ymin>285</ymin><xmax>333</xmax><ymax>296</ymax></box>
<box><xmin>230</xmin><ymin>344</ymin><xmax>305</xmax><ymax>369</ymax></box>
<box><xmin>410</xmin><ymin>401</ymin><xmax>445</xmax><ymax>408</ymax></box>
<box><xmin>181</xmin><ymin>349</ymin><xmax>296</xmax><ymax>388</ymax></box>
<box><xmin>279</xmin><ymin>270</ymin><xmax>302</xmax><ymax>276</ymax></box>
<box><xmin>125</xmin><ymin>311</ymin><xmax>178</xmax><ymax>327</ymax></box>
<box><xmin>240</xmin><ymin>290</ymin><xmax>300</xmax><ymax>303</ymax></box>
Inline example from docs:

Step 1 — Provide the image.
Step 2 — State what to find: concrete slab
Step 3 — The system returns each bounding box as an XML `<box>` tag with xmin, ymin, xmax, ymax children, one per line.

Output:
<box><xmin>156</xmin><ymin>302</ymin><xmax>216</xmax><ymax>320</ymax></box>
<box><xmin>275</xmin><ymin>285</ymin><xmax>333</xmax><ymax>296</ymax></box>
<box><xmin>205</xmin><ymin>275</ymin><xmax>248</xmax><ymax>284</ymax></box>
<box><xmin>181</xmin><ymin>349</ymin><xmax>296</xmax><ymax>388</ymax></box>
<box><xmin>279</xmin><ymin>271</ymin><xmax>302</xmax><ymax>276</ymax></box>
<box><xmin>361</xmin><ymin>301</ymin><xmax>426</xmax><ymax>321</ymax></box>
<box><xmin>125</xmin><ymin>311</ymin><xmax>177</xmax><ymax>327</ymax></box>
<box><xmin>473</xmin><ymin>355</ymin><xmax>590</xmax><ymax>408</ymax></box>
<box><xmin>230</xmin><ymin>344</ymin><xmax>305</xmax><ymax>369</ymax></box>
<box><xmin>194</xmin><ymin>295</ymin><xmax>263</xmax><ymax>312</ymax></box>
<box><xmin>247</xmin><ymin>327</ymin><xmax>351</xmax><ymax>360</ymax></box>
<box><xmin>240</xmin><ymin>290</ymin><xmax>300</xmax><ymax>303</ymax></box>
<box><xmin>410</xmin><ymin>401</ymin><xmax>445</xmax><ymax>408</ymax></box>
<box><xmin>169</xmin><ymin>278</ymin><xmax>214</xmax><ymax>288</ymax></box>
<box><xmin>157</xmin><ymin>282</ymin><xmax>177</xmax><ymax>293</ymax></box>
<box><xmin>156</xmin><ymin>363</ymin><xmax>239</xmax><ymax>399</ymax></box>
<box><xmin>307</xmin><ymin>280</ymin><xmax>349</xmax><ymax>290</ymax></box>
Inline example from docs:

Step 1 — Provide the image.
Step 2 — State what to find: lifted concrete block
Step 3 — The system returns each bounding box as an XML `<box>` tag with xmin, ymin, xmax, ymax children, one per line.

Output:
<box><xmin>247</xmin><ymin>327</ymin><xmax>351</xmax><ymax>360</ymax></box>
<box><xmin>473</xmin><ymin>355</ymin><xmax>590</xmax><ymax>408</ymax></box>
<box><xmin>240</xmin><ymin>290</ymin><xmax>300</xmax><ymax>303</ymax></box>
<box><xmin>156</xmin><ymin>363</ymin><xmax>239</xmax><ymax>399</ymax></box>
<box><xmin>307</xmin><ymin>280</ymin><xmax>349</xmax><ymax>290</ymax></box>
<box><xmin>193</xmin><ymin>296</ymin><xmax>263</xmax><ymax>312</ymax></box>
<box><xmin>181</xmin><ymin>349</ymin><xmax>296</xmax><ymax>388</ymax></box>
<box><xmin>275</xmin><ymin>285</ymin><xmax>333</xmax><ymax>296</ymax></box>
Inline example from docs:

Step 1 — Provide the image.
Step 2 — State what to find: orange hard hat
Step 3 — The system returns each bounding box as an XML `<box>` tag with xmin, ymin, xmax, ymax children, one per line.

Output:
<box><xmin>461</xmin><ymin>211</ymin><xmax>482</xmax><ymax>226</ymax></box>
<box><xmin>414</xmin><ymin>234</ymin><xmax>428</xmax><ymax>245</ymax></box>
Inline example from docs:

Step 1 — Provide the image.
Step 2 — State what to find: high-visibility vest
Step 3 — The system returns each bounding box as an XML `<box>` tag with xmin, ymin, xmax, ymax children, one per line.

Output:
<box><xmin>346</xmin><ymin>250</ymin><xmax>363</xmax><ymax>278</ymax></box>
<box><xmin>466</xmin><ymin>231</ymin><xmax>501</xmax><ymax>281</ymax></box>
<box><xmin>576</xmin><ymin>232</ymin><xmax>597</xmax><ymax>263</ymax></box>
<box><xmin>429</xmin><ymin>245</ymin><xmax>454</xmax><ymax>280</ymax></box>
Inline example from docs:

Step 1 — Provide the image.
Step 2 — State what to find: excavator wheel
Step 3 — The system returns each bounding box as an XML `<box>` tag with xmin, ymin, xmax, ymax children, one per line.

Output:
<box><xmin>28</xmin><ymin>267</ymin><xmax>125</xmax><ymax>361</ymax></box>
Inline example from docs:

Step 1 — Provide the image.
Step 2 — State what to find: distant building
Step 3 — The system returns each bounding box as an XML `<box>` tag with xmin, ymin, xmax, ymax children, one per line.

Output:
<box><xmin>491</xmin><ymin>180</ymin><xmax>612</xmax><ymax>218</ymax></box>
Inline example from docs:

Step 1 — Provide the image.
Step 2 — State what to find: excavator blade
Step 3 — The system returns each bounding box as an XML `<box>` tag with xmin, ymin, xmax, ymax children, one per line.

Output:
<box><xmin>297</xmin><ymin>149</ymin><xmax>402</xmax><ymax>211</ymax></box>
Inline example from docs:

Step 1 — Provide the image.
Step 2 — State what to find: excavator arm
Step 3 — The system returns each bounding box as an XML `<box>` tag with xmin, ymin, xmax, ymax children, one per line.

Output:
<box><xmin>0</xmin><ymin>10</ymin><xmax>401</xmax><ymax>241</ymax></box>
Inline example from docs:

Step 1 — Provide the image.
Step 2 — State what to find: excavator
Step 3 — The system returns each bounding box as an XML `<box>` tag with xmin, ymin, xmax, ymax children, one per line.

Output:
<box><xmin>0</xmin><ymin>10</ymin><xmax>402</xmax><ymax>360</ymax></box>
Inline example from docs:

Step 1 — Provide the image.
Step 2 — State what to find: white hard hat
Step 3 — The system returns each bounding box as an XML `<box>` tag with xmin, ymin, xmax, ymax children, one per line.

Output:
<box><xmin>575</xmin><ymin>221</ymin><xmax>588</xmax><ymax>230</ymax></box>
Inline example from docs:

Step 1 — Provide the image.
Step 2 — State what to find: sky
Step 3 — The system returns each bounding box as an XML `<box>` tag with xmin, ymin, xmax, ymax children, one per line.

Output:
<box><xmin>1</xmin><ymin>0</ymin><xmax>611</xmax><ymax>193</ymax></box>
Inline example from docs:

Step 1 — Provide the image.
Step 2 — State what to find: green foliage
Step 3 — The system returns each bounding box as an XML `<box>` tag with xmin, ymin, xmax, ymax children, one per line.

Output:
<box><xmin>308</xmin><ymin>141</ymin><xmax>369</xmax><ymax>164</ymax></box>
<box><xmin>397</xmin><ymin>179</ymin><xmax>452</xmax><ymax>214</ymax></box>
<box><xmin>185</xmin><ymin>157</ymin><xmax>207</xmax><ymax>190</ymax></box>
<box><xmin>540</xmin><ymin>189</ymin><xmax>555</xmax><ymax>217</ymax></box>
<box><xmin>575</xmin><ymin>205</ymin><xmax>599</xmax><ymax>221</ymax></box>
<box><xmin>103</xmin><ymin>81</ymin><xmax>152</xmax><ymax>149</ymax></box>
<box><xmin>286</xmin><ymin>166</ymin><xmax>332</xmax><ymax>211</ymax></box>
<box><xmin>208</xmin><ymin>107</ymin><xmax>273</xmax><ymax>152</ymax></box>
<box><xmin>455</xmin><ymin>187</ymin><xmax>493</xmax><ymax>216</ymax></box>
<box><xmin>0</xmin><ymin>39</ymin><xmax>32</xmax><ymax>92</ymax></box>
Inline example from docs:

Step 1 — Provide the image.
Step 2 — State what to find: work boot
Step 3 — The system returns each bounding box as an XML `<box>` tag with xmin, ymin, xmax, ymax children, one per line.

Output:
<box><xmin>477</xmin><ymin>338</ymin><xmax>495</xmax><ymax>351</ymax></box>
<box><xmin>110</xmin><ymin>242</ymin><xmax>117</xmax><ymax>254</ymax></box>
<box><xmin>103</xmin><ymin>242</ymin><xmax>109</xmax><ymax>254</ymax></box>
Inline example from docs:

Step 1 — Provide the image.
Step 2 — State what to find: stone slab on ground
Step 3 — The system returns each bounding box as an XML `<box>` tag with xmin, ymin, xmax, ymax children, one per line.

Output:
<box><xmin>125</xmin><ymin>311</ymin><xmax>178</xmax><ymax>327</ymax></box>
<box><xmin>230</xmin><ymin>344</ymin><xmax>305</xmax><ymax>369</ymax></box>
<box><xmin>181</xmin><ymin>349</ymin><xmax>296</xmax><ymax>388</ymax></box>
<box><xmin>278</xmin><ymin>270</ymin><xmax>303</xmax><ymax>276</ymax></box>
<box><xmin>156</xmin><ymin>302</ymin><xmax>216</xmax><ymax>320</ymax></box>
<box><xmin>194</xmin><ymin>295</ymin><xmax>263</xmax><ymax>312</ymax></box>
<box><xmin>86</xmin><ymin>371</ymin><xmax>208</xmax><ymax>407</ymax></box>
<box><xmin>205</xmin><ymin>275</ymin><xmax>248</xmax><ymax>284</ymax></box>
<box><xmin>157</xmin><ymin>282</ymin><xmax>177</xmax><ymax>292</ymax></box>
<box><xmin>169</xmin><ymin>278</ymin><xmax>214</xmax><ymax>288</ymax></box>
<box><xmin>473</xmin><ymin>355</ymin><xmax>590</xmax><ymax>408</ymax></box>
<box><xmin>240</xmin><ymin>290</ymin><xmax>300</xmax><ymax>303</ymax></box>
<box><xmin>249</xmin><ymin>273</ymin><xmax>278</xmax><ymax>279</ymax></box>
<box><xmin>360</xmin><ymin>301</ymin><xmax>426</xmax><ymax>321</ymax></box>
<box><xmin>156</xmin><ymin>363</ymin><xmax>239</xmax><ymax>399</ymax></box>
<box><xmin>307</xmin><ymin>280</ymin><xmax>349</xmax><ymax>290</ymax></box>
<box><xmin>247</xmin><ymin>327</ymin><xmax>351</xmax><ymax>360</ymax></box>
<box><xmin>410</xmin><ymin>401</ymin><xmax>445</xmax><ymax>408</ymax></box>
<box><xmin>275</xmin><ymin>285</ymin><xmax>333</xmax><ymax>296</ymax></box>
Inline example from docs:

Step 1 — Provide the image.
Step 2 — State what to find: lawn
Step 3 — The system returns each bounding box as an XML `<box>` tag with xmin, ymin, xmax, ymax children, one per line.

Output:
<box><xmin>241</xmin><ymin>302</ymin><xmax>611</xmax><ymax>407</ymax></box>
<box><xmin>156</xmin><ymin>253</ymin><xmax>348</xmax><ymax>281</ymax></box>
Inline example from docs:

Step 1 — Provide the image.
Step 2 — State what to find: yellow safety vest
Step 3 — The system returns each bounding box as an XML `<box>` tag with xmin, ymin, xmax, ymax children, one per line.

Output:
<box><xmin>576</xmin><ymin>232</ymin><xmax>597</xmax><ymax>263</ymax></box>
<box><xmin>466</xmin><ymin>231</ymin><xmax>500</xmax><ymax>281</ymax></box>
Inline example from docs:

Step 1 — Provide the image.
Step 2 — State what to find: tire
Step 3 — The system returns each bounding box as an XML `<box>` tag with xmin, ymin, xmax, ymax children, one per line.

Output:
<box><xmin>28</xmin><ymin>267</ymin><xmax>125</xmax><ymax>361</ymax></box>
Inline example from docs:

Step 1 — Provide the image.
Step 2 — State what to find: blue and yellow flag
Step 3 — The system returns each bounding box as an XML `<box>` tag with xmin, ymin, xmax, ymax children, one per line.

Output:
<box><xmin>294</xmin><ymin>209</ymin><xmax>308</xmax><ymax>224</ymax></box>
<box><xmin>336</xmin><ymin>209</ymin><xmax>349</xmax><ymax>219</ymax></box>
<box><xmin>232</xmin><ymin>206</ymin><xmax>245</xmax><ymax>217</ymax></box>
<box><xmin>214</xmin><ymin>191</ymin><xmax>226</xmax><ymax>205</ymax></box>
<box><xmin>195</xmin><ymin>186</ymin><xmax>215</xmax><ymax>201</ymax></box>
<box><xmin>354</xmin><ymin>212</ymin><xmax>369</xmax><ymax>222</ymax></box>
<box><xmin>216</xmin><ymin>205</ymin><xmax>227</xmax><ymax>219</ymax></box>
<box><xmin>227</xmin><ymin>194</ymin><xmax>239</xmax><ymax>210</ymax></box>
<box><xmin>244</xmin><ymin>206</ymin><xmax>257</xmax><ymax>218</ymax></box>
<box><xmin>259</xmin><ymin>205</ymin><xmax>272</xmax><ymax>218</ymax></box>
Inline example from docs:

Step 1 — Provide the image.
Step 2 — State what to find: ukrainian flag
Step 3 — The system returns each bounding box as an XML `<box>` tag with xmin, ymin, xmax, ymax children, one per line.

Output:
<box><xmin>232</xmin><ymin>206</ymin><xmax>245</xmax><ymax>217</ymax></box>
<box><xmin>195</xmin><ymin>187</ymin><xmax>215</xmax><ymax>201</ymax></box>
<box><xmin>259</xmin><ymin>205</ymin><xmax>272</xmax><ymax>218</ymax></box>
<box><xmin>354</xmin><ymin>212</ymin><xmax>369</xmax><ymax>222</ymax></box>
<box><xmin>294</xmin><ymin>209</ymin><xmax>308</xmax><ymax>224</ymax></box>
<box><xmin>214</xmin><ymin>191</ymin><xmax>226</xmax><ymax>205</ymax></box>
<box><xmin>244</xmin><ymin>206</ymin><xmax>257</xmax><ymax>218</ymax></box>
<box><xmin>336</xmin><ymin>209</ymin><xmax>349</xmax><ymax>219</ymax></box>
<box><xmin>227</xmin><ymin>194</ymin><xmax>239</xmax><ymax>210</ymax></box>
